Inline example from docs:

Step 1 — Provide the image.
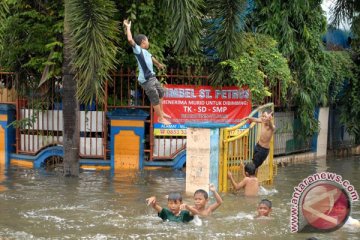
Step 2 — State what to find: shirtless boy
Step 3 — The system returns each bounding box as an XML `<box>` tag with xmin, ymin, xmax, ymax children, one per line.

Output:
<box><xmin>246</xmin><ymin>112</ymin><xmax>275</xmax><ymax>169</ymax></box>
<box><xmin>227</xmin><ymin>162</ymin><xmax>259</xmax><ymax>197</ymax></box>
<box><xmin>192</xmin><ymin>184</ymin><xmax>223</xmax><ymax>217</ymax></box>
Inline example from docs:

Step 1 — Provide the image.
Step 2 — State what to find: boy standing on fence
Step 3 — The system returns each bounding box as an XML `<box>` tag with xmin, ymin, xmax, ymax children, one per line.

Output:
<box><xmin>123</xmin><ymin>19</ymin><xmax>171</xmax><ymax>125</ymax></box>
<box><xmin>246</xmin><ymin>112</ymin><xmax>275</xmax><ymax>169</ymax></box>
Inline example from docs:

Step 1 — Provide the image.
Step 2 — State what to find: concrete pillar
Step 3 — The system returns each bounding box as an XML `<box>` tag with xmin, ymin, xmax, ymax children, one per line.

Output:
<box><xmin>108</xmin><ymin>109</ymin><xmax>148</xmax><ymax>171</ymax></box>
<box><xmin>316</xmin><ymin>107</ymin><xmax>329</xmax><ymax>157</ymax></box>
<box><xmin>185</xmin><ymin>123</ymin><xmax>229</xmax><ymax>195</ymax></box>
<box><xmin>0</xmin><ymin>104</ymin><xmax>15</xmax><ymax>168</ymax></box>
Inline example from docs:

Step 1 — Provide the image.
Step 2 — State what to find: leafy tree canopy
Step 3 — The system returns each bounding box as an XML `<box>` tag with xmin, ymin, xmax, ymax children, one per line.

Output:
<box><xmin>218</xmin><ymin>33</ymin><xmax>292</xmax><ymax>104</ymax></box>
<box><xmin>0</xmin><ymin>0</ymin><xmax>63</xmax><ymax>82</ymax></box>
<box><xmin>250</xmin><ymin>0</ymin><xmax>351</xmax><ymax>136</ymax></box>
<box><xmin>328</xmin><ymin>0</ymin><xmax>360</xmax><ymax>143</ymax></box>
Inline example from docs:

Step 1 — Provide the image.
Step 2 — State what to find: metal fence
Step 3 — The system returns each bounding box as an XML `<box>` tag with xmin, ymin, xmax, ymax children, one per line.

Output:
<box><xmin>106</xmin><ymin>67</ymin><xmax>210</xmax><ymax>161</ymax></box>
<box><xmin>328</xmin><ymin>107</ymin><xmax>356</xmax><ymax>150</ymax></box>
<box><xmin>1</xmin><ymin>67</ymin><xmax>285</xmax><ymax>161</ymax></box>
<box><xmin>220</xmin><ymin>103</ymin><xmax>276</xmax><ymax>192</ymax></box>
<box><xmin>273</xmin><ymin>111</ymin><xmax>312</xmax><ymax>156</ymax></box>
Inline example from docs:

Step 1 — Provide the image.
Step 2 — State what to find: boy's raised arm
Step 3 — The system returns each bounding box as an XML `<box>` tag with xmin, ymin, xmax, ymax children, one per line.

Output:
<box><xmin>146</xmin><ymin>196</ymin><xmax>162</xmax><ymax>213</ymax></box>
<box><xmin>240</xmin><ymin>162</ymin><xmax>246</xmax><ymax>178</ymax></box>
<box><xmin>267</xmin><ymin>115</ymin><xmax>276</xmax><ymax>131</ymax></box>
<box><xmin>228</xmin><ymin>171</ymin><xmax>245</xmax><ymax>190</ymax></box>
<box><xmin>181</xmin><ymin>203</ymin><xmax>200</xmax><ymax>216</ymax></box>
<box><xmin>207</xmin><ymin>184</ymin><xmax>223</xmax><ymax>212</ymax></box>
<box><xmin>123</xmin><ymin>19</ymin><xmax>135</xmax><ymax>47</ymax></box>
<box><xmin>247</xmin><ymin>117</ymin><xmax>262</xmax><ymax>123</ymax></box>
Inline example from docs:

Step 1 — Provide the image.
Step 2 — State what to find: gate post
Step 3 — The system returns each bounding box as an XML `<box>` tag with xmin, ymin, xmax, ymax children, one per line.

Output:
<box><xmin>185</xmin><ymin>123</ymin><xmax>229</xmax><ymax>195</ymax></box>
<box><xmin>0</xmin><ymin>104</ymin><xmax>15</xmax><ymax>168</ymax></box>
<box><xmin>108</xmin><ymin>109</ymin><xmax>149</xmax><ymax>171</ymax></box>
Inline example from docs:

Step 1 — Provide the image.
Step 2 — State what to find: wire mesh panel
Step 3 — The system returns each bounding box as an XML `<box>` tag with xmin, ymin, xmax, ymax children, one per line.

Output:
<box><xmin>328</xmin><ymin>107</ymin><xmax>355</xmax><ymax>150</ymax></box>
<box><xmin>273</xmin><ymin>111</ymin><xmax>294</xmax><ymax>155</ymax></box>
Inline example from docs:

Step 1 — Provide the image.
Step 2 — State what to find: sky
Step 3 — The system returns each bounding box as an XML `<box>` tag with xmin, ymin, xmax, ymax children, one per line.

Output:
<box><xmin>321</xmin><ymin>0</ymin><xmax>351</xmax><ymax>30</ymax></box>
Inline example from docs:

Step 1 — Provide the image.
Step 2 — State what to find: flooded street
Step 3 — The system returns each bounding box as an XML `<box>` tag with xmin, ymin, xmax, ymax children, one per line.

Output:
<box><xmin>0</xmin><ymin>156</ymin><xmax>359</xmax><ymax>239</ymax></box>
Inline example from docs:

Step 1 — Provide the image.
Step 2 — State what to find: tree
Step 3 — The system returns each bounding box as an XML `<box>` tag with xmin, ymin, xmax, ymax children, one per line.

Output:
<box><xmin>0</xmin><ymin>1</ymin><xmax>63</xmax><ymax>81</ymax></box>
<box><xmin>328</xmin><ymin>0</ymin><xmax>360</xmax><ymax>143</ymax></box>
<box><xmin>219</xmin><ymin>33</ymin><xmax>292</xmax><ymax>104</ymax></box>
<box><xmin>62</xmin><ymin>0</ymin><xmax>119</xmax><ymax>176</ymax></box>
<box><xmin>62</xmin><ymin>0</ymin><xmax>79</xmax><ymax>176</ymax></box>
<box><xmin>329</xmin><ymin>0</ymin><xmax>360</xmax><ymax>31</ymax></box>
<box><xmin>0</xmin><ymin>0</ymin><xmax>119</xmax><ymax>176</ymax></box>
<box><xmin>250</xmin><ymin>0</ymin><xmax>330</xmax><ymax>136</ymax></box>
<box><xmin>0</xmin><ymin>1</ymin><xmax>8</xmax><ymax>52</ymax></box>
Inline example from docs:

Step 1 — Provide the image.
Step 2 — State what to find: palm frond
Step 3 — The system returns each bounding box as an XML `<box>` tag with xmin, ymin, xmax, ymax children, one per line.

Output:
<box><xmin>162</xmin><ymin>0</ymin><xmax>203</xmax><ymax>54</ymax></box>
<box><xmin>329</xmin><ymin>0</ymin><xmax>359</xmax><ymax>26</ymax></box>
<box><xmin>206</xmin><ymin>0</ymin><xmax>248</xmax><ymax>60</ymax></box>
<box><xmin>66</xmin><ymin>0</ymin><xmax>119</xmax><ymax>105</ymax></box>
<box><xmin>0</xmin><ymin>1</ymin><xmax>9</xmax><ymax>51</ymax></box>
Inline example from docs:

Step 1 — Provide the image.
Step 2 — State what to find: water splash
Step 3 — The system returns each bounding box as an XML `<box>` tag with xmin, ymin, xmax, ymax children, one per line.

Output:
<box><xmin>192</xmin><ymin>215</ymin><xmax>203</xmax><ymax>226</ymax></box>
<box><xmin>259</xmin><ymin>186</ymin><xmax>278</xmax><ymax>196</ymax></box>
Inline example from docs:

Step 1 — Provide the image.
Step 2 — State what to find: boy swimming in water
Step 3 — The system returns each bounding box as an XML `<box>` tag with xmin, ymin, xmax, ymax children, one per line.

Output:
<box><xmin>146</xmin><ymin>192</ymin><xmax>199</xmax><ymax>223</ymax></box>
<box><xmin>191</xmin><ymin>184</ymin><xmax>223</xmax><ymax>217</ymax></box>
<box><xmin>256</xmin><ymin>199</ymin><xmax>272</xmax><ymax>218</ymax></box>
<box><xmin>228</xmin><ymin>162</ymin><xmax>259</xmax><ymax>197</ymax></box>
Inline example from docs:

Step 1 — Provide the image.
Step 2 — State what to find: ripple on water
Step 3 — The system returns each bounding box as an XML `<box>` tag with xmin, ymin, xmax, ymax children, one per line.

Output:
<box><xmin>0</xmin><ymin>227</ymin><xmax>44</xmax><ymax>239</ymax></box>
<box><xmin>1</xmin><ymin>157</ymin><xmax>360</xmax><ymax>239</ymax></box>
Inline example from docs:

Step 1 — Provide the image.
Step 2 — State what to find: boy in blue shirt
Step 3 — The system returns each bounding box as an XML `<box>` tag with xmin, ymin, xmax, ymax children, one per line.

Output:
<box><xmin>124</xmin><ymin>19</ymin><xmax>171</xmax><ymax>125</ymax></box>
<box><xmin>146</xmin><ymin>192</ymin><xmax>199</xmax><ymax>223</ymax></box>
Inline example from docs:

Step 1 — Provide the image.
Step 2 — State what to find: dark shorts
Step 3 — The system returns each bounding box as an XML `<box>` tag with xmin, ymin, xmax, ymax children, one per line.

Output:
<box><xmin>140</xmin><ymin>77</ymin><xmax>164</xmax><ymax>105</ymax></box>
<box><xmin>252</xmin><ymin>143</ymin><xmax>270</xmax><ymax>169</ymax></box>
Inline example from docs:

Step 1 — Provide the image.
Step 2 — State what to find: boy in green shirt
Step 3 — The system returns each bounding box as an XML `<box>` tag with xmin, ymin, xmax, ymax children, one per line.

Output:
<box><xmin>146</xmin><ymin>192</ymin><xmax>199</xmax><ymax>223</ymax></box>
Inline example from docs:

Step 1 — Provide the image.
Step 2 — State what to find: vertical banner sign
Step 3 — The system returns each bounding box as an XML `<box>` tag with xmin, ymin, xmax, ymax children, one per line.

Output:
<box><xmin>154</xmin><ymin>85</ymin><xmax>251</xmax><ymax>136</ymax></box>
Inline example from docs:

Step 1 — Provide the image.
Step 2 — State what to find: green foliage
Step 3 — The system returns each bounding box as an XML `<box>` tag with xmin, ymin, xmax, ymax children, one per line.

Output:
<box><xmin>0</xmin><ymin>0</ymin><xmax>63</xmax><ymax>81</ymax></box>
<box><xmin>338</xmin><ymin>72</ymin><xmax>360</xmax><ymax>143</ymax></box>
<box><xmin>0</xmin><ymin>1</ymin><xmax>9</xmax><ymax>52</ymax></box>
<box><xmin>166</xmin><ymin>53</ymin><xmax>211</xmax><ymax>73</ymax></box>
<box><xmin>1</xmin><ymin>0</ymin><xmax>357</xmax><ymax>144</ymax></box>
<box><xmin>66</xmin><ymin>0</ymin><xmax>119</xmax><ymax>105</ymax></box>
<box><xmin>325</xmin><ymin>51</ymin><xmax>356</xmax><ymax>104</ymax></box>
<box><xmin>336</xmin><ymin>50</ymin><xmax>360</xmax><ymax>143</ymax></box>
<box><xmin>329</xmin><ymin>0</ymin><xmax>360</xmax><ymax>28</ymax></box>
<box><xmin>162</xmin><ymin>0</ymin><xmax>204</xmax><ymax>55</ymax></box>
<box><xmin>218</xmin><ymin>33</ymin><xmax>292</xmax><ymax>104</ymax></box>
<box><xmin>206</xmin><ymin>0</ymin><xmax>247</xmax><ymax>60</ymax></box>
<box><xmin>251</xmin><ymin>0</ymin><xmax>329</xmax><ymax>136</ymax></box>
<box><xmin>327</xmin><ymin>0</ymin><xmax>360</xmax><ymax>143</ymax></box>
<box><xmin>118</xmin><ymin>0</ymin><xmax>171</xmax><ymax>67</ymax></box>
<box><xmin>351</xmin><ymin>16</ymin><xmax>360</xmax><ymax>52</ymax></box>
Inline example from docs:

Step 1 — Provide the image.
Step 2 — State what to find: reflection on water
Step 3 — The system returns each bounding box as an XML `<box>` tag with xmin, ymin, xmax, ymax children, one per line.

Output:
<box><xmin>0</xmin><ymin>164</ymin><xmax>5</xmax><ymax>192</ymax></box>
<box><xmin>0</xmin><ymin>156</ymin><xmax>359</xmax><ymax>239</ymax></box>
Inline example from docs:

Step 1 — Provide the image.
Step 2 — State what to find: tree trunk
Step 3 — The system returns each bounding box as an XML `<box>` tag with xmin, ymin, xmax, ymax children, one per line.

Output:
<box><xmin>62</xmin><ymin>2</ymin><xmax>79</xmax><ymax>176</ymax></box>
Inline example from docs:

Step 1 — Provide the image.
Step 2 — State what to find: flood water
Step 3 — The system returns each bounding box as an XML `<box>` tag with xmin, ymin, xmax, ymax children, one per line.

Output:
<box><xmin>0</xmin><ymin>156</ymin><xmax>359</xmax><ymax>239</ymax></box>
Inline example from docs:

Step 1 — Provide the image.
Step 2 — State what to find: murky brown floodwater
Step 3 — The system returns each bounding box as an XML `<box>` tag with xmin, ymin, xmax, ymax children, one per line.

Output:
<box><xmin>0</xmin><ymin>156</ymin><xmax>359</xmax><ymax>239</ymax></box>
